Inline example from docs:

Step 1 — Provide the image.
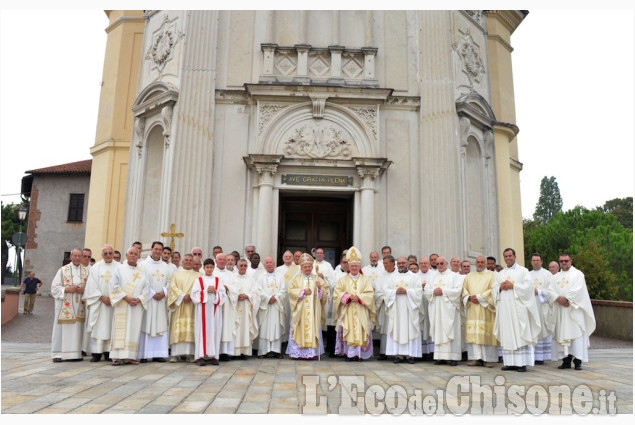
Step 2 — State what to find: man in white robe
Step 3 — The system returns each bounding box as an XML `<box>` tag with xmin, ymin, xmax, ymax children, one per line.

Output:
<box><xmin>275</xmin><ymin>250</ymin><xmax>299</xmax><ymax>343</ymax></box>
<box><xmin>246</xmin><ymin>252</ymin><xmax>266</xmax><ymax>282</ymax></box>
<box><xmin>549</xmin><ymin>261</ymin><xmax>559</xmax><ymax>275</ymax></box>
<box><xmin>313</xmin><ymin>248</ymin><xmax>336</xmax><ymax>356</ymax></box>
<box><xmin>363</xmin><ymin>251</ymin><xmax>384</xmax><ymax>346</ymax></box>
<box><xmin>385</xmin><ymin>257</ymin><xmax>423</xmax><ymax>364</ymax></box>
<box><xmin>375</xmin><ymin>255</ymin><xmax>397</xmax><ymax>360</ymax></box>
<box><xmin>426</xmin><ymin>256</ymin><xmax>462</xmax><ymax>366</ymax></box>
<box><xmin>163</xmin><ymin>246</ymin><xmax>177</xmax><ymax>276</ymax></box>
<box><xmin>83</xmin><ymin>245</ymin><xmax>118</xmax><ymax>362</ymax></box>
<box><xmin>550</xmin><ymin>253</ymin><xmax>596</xmax><ymax>370</ymax></box>
<box><xmin>221</xmin><ymin>258</ymin><xmax>259</xmax><ymax>359</ymax></box>
<box><xmin>493</xmin><ymin>248</ymin><xmax>541</xmax><ymax>372</ymax></box>
<box><xmin>167</xmin><ymin>254</ymin><xmax>202</xmax><ymax>361</ymax></box>
<box><xmin>528</xmin><ymin>252</ymin><xmax>555</xmax><ymax>364</ymax></box>
<box><xmin>191</xmin><ymin>258</ymin><xmax>226</xmax><ymax>366</ymax></box>
<box><xmin>256</xmin><ymin>257</ymin><xmax>287</xmax><ymax>358</ymax></box>
<box><xmin>417</xmin><ymin>257</ymin><xmax>436</xmax><ymax>358</ymax></box>
<box><xmin>109</xmin><ymin>247</ymin><xmax>150</xmax><ymax>365</ymax></box>
<box><xmin>51</xmin><ymin>248</ymin><xmax>89</xmax><ymax>362</ymax></box>
<box><xmin>138</xmin><ymin>241</ymin><xmax>171</xmax><ymax>362</ymax></box>
<box><xmin>462</xmin><ymin>256</ymin><xmax>498</xmax><ymax>367</ymax></box>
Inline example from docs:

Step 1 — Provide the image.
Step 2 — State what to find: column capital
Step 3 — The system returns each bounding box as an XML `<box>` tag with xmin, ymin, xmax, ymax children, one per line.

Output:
<box><xmin>244</xmin><ymin>154</ymin><xmax>283</xmax><ymax>184</ymax></box>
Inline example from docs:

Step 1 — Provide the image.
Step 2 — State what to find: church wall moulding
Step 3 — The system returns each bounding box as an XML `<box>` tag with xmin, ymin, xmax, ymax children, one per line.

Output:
<box><xmin>145</xmin><ymin>14</ymin><xmax>185</xmax><ymax>74</ymax></box>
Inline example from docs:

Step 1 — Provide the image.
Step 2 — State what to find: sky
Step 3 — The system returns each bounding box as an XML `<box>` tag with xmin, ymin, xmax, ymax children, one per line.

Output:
<box><xmin>1</xmin><ymin>4</ymin><xmax>633</xmax><ymax>222</ymax></box>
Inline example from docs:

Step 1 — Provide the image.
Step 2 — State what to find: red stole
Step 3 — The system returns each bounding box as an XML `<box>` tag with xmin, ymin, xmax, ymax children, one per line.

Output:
<box><xmin>198</xmin><ymin>276</ymin><xmax>221</xmax><ymax>357</ymax></box>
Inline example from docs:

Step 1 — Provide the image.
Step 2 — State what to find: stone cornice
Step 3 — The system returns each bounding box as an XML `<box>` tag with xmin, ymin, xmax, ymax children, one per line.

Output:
<box><xmin>90</xmin><ymin>139</ymin><xmax>131</xmax><ymax>155</ymax></box>
<box><xmin>245</xmin><ymin>84</ymin><xmax>393</xmax><ymax>103</ymax></box>
<box><xmin>485</xmin><ymin>10</ymin><xmax>527</xmax><ymax>35</ymax></box>
<box><xmin>105</xmin><ymin>14</ymin><xmax>145</xmax><ymax>34</ymax></box>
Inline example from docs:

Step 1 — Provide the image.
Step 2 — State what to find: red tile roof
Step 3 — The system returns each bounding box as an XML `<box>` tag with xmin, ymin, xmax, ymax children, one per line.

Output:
<box><xmin>26</xmin><ymin>159</ymin><xmax>92</xmax><ymax>175</ymax></box>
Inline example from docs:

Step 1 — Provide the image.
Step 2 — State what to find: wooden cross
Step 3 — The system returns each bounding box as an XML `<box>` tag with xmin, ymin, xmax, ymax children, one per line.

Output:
<box><xmin>161</xmin><ymin>223</ymin><xmax>184</xmax><ymax>251</ymax></box>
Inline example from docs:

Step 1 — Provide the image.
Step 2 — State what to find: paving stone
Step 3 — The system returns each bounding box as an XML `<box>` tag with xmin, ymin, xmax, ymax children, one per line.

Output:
<box><xmin>237</xmin><ymin>402</ymin><xmax>269</xmax><ymax>413</ymax></box>
<box><xmin>171</xmin><ymin>400</ymin><xmax>211</xmax><ymax>413</ymax></box>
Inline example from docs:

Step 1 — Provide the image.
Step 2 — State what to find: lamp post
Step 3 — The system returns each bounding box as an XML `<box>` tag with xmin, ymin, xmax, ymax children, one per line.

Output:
<box><xmin>16</xmin><ymin>206</ymin><xmax>27</xmax><ymax>286</ymax></box>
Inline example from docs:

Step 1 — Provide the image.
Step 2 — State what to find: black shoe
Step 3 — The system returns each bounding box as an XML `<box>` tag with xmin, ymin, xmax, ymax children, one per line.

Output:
<box><xmin>219</xmin><ymin>354</ymin><xmax>230</xmax><ymax>361</ymax></box>
<box><xmin>434</xmin><ymin>360</ymin><xmax>445</xmax><ymax>365</ymax></box>
<box><xmin>516</xmin><ymin>366</ymin><xmax>527</xmax><ymax>372</ymax></box>
<box><xmin>573</xmin><ymin>359</ymin><xmax>582</xmax><ymax>370</ymax></box>
<box><xmin>393</xmin><ymin>357</ymin><xmax>403</xmax><ymax>364</ymax></box>
<box><xmin>239</xmin><ymin>354</ymin><xmax>248</xmax><ymax>360</ymax></box>
<box><xmin>90</xmin><ymin>354</ymin><xmax>102</xmax><ymax>362</ymax></box>
<box><xmin>461</xmin><ymin>352</ymin><xmax>468</xmax><ymax>361</ymax></box>
<box><xmin>69</xmin><ymin>358</ymin><xmax>83</xmax><ymax>362</ymax></box>
<box><xmin>501</xmin><ymin>365</ymin><xmax>517</xmax><ymax>371</ymax></box>
<box><xmin>534</xmin><ymin>360</ymin><xmax>544</xmax><ymax>365</ymax></box>
<box><xmin>449</xmin><ymin>361</ymin><xmax>458</xmax><ymax>366</ymax></box>
<box><xmin>346</xmin><ymin>357</ymin><xmax>353</xmax><ymax>362</ymax></box>
<box><xmin>153</xmin><ymin>357</ymin><xmax>166</xmax><ymax>363</ymax></box>
<box><xmin>377</xmin><ymin>354</ymin><xmax>387</xmax><ymax>361</ymax></box>
<box><xmin>104</xmin><ymin>352</ymin><xmax>110</xmax><ymax>361</ymax></box>
<box><xmin>53</xmin><ymin>358</ymin><xmax>62</xmax><ymax>363</ymax></box>
<box><xmin>407</xmin><ymin>357</ymin><xmax>415</xmax><ymax>364</ymax></box>
<box><xmin>82</xmin><ymin>351</ymin><xmax>87</xmax><ymax>357</ymax></box>
<box><xmin>208</xmin><ymin>358</ymin><xmax>220</xmax><ymax>365</ymax></box>
<box><xmin>498</xmin><ymin>356</ymin><xmax>503</xmax><ymax>363</ymax></box>
<box><xmin>140</xmin><ymin>359</ymin><xmax>148</xmax><ymax>363</ymax></box>
<box><xmin>558</xmin><ymin>355</ymin><xmax>572</xmax><ymax>369</ymax></box>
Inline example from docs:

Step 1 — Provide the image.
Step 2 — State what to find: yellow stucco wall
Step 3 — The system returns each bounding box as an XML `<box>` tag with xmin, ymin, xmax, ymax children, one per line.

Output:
<box><xmin>487</xmin><ymin>10</ymin><xmax>526</xmax><ymax>264</ymax></box>
<box><xmin>84</xmin><ymin>11</ymin><xmax>144</xmax><ymax>259</ymax></box>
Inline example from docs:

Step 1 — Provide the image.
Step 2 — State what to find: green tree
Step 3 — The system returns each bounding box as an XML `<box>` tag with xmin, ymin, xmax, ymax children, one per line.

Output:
<box><xmin>1</xmin><ymin>201</ymin><xmax>29</xmax><ymax>284</ymax></box>
<box><xmin>599</xmin><ymin>197</ymin><xmax>632</xmax><ymax>229</ymax></box>
<box><xmin>533</xmin><ymin>176</ymin><xmax>563</xmax><ymax>224</ymax></box>
<box><xmin>524</xmin><ymin>205</ymin><xmax>633</xmax><ymax>301</ymax></box>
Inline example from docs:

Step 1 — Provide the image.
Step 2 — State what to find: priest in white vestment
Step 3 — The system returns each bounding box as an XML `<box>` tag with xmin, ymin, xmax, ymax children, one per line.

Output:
<box><xmin>167</xmin><ymin>254</ymin><xmax>202</xmax><ymax>361</ymax></box>
<box><xmin>363</xmin><ymin>251</ymin><xmax>383</xmax><ymax>344</ymax></box>
<box><xmin>426</xmin><ymin>257</ymin><xmax>462</xmax><ymax>365</ymax></box>
<box><xmin>51</xmin><ymin>248</ymin><xmax>89</xmax><ymax>362</ymax></box>
<box><xmin>246</xmin><ymin>252</ymin><xmax>266</xmax><ymax>281</ymax></box>
<box><xmin>374</xmin><ymin>255</ymin><xmax>397</xmax><ymax>360</ymax></box>
<box><xmin>313</xmin><ymin>248</ymin><xmax>336</xmax><ymax>355</ymax></box>
<box><xmin>221</xmin><ymin>259</ymin><xmax>259</xmax><ymax>358</ymax></box>
<box><xmin>417</xmin><ymin>257</ymin><xmax>436</xmax><ymax>357</ymax></box>
<box><xmin>385</xmin><ymin>257</ymin><xmax>423</xmax><ymax>363</ymax></box>
<box><xmin>333</xmin><ymin>247</ymin><xmax>376</xmax><ymax>361</ymax></box>
<box><xmin>550</xmin><ymin>253</ymin><xmax>596</xmax><ymax>370</ymax></box>
<box><xmin>528</xmin><ymin>253</ymin><xmax>556</xmax><ymax>363</ymax></box>
<box><xmin>462</xmin><ymin>256</ymin><xmax>498</xmax><ymax>367</ymax></box>
<box><xmin>256</xmin><ymin>257</ymin><xmax>287</xmax><ymax>358</ymax></box>
<box><xmin>493</xmin><ymin>248</ymin><xmax>541</xmax><ymax>372</ymax></box>
<box><xmin>109</xmin><ymin>248</ymin><xmax>150</xmax><ymax>365</ymax></box>
<box><xmin>275</xmin><ymin>250</ymin><xmax>299</xmax><ymax>343</ymax></box>
<box><xmin>191</xmin><ymin>259</ymin><xmax>226</xmax><ymax>366</ymax></box>
<box><xmin>286</xmin><ymin>253</ymin><xmax>328</xmax><ymax>359</ymax></box>
<box><xmin>83</xmin><ymin>245</ymin><xmax>119</xmax><ymax>362</ymax></box>
<box><xmin>138</xmin><ymin>242</ymin><xmax>171</xmax><ymax>362</ymax></box>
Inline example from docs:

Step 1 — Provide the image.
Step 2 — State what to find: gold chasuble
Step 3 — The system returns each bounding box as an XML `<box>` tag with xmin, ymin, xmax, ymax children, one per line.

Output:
<box><xmin>462</xmin><ymin>271</ymin><xmax>498</xmax><ymax>346</ymax></box>
<box><xmin>288</xmin><ymin>273</ymin><xmax>327</xmax><ymax>348</ymax></box>
<box><xmin>333</xmin><ymin>274</ymin><xmax>375</xmax><ymax>347</ymax></box>
<box><xmin>167</xmin><ymin>269</ymin><xmax>202</xmax><ymax>345</ymax></box>
<box><xmin>284</xmin><ymin>264</ymin><xmax>300</xmax><ymax>283</ymax></box>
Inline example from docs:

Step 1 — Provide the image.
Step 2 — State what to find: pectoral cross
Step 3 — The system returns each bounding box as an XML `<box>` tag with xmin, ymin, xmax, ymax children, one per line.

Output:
<box><xmin>132</xmin><ymin>272</ymin><xmax>141</xmax><ymax>282</ymax></box>
<box><xmin>161</xmin><ymin>223</ymin><xmax>184</xmax><ymax>251</ymax></box>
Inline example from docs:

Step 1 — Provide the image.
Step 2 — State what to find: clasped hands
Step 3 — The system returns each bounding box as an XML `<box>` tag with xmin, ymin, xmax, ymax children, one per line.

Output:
<box><xmin>124</xmin><ymin>295</ymin><xmax>141</xmax><ymax>306</ymax></box>
<box><xmin>66</xmin><ymin>285</ymin><xmax>84</xmax><ymax>294</ymax></box>
<box><xmin>500</xmin><ymin>280</ymin><xmax>514</xmax><ymax>291</ymax></box>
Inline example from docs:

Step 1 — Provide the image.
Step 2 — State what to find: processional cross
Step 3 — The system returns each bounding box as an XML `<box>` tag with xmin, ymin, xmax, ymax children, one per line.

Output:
<box><xmin>161</xmin><ymin>223</ymin><xmax>184</xmax><ymax>251</ymax></box>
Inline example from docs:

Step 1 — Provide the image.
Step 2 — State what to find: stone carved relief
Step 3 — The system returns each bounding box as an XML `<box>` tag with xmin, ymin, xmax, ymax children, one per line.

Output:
<box><xmin>145</xmin><ymin>15</ymin><xmax>185</xmax><ymax>73</ymax></box>
<box><xmin>275</xmin><ymin>51</ymin><xmax>297</xmax><ymax>77</ymax></box>
<box><xmin>456</xmin><ymin>29</ymin><xmax>485</xmax><ymax>89</ymax></box>
<box><xmin>341</xmin><ymin>53</ymin><xmax>364</xmax><ymax>79</ymax></box>
<box><xmin>348</xmin><ymin>105</ymin><xmax>378</xmax><ymax>140</ymax></box>
<box><xmin>283</xmin><ymin>122</ymin><xmax>353</xmax><ymax>159</ymax></box>
<box><xmin>308</xmin><ymin>51</ymin><xmax>331</xmax><ymax>79</ymax></box>
<box><xmin>135</xmin><ymin>117</ymin><xmax>146</xmax><ymax>158</ymax></box>
<box><xmin>465</xmin><ymin>10</ymin><xmax>484</xmax><ymax>27</ymax></box>
<box><xmin>161</xmin><ymin>105</ymin><xmax>173</xmax><ymax>148</ymax></box>
<box><xmin>258</xmin><ymin>103</ymin><xmax>290</xmax><ymax>135</ymax></box>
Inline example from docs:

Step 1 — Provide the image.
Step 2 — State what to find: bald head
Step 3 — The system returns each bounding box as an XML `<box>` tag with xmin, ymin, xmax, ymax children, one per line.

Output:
<box><xmin>264</xmin><ymin>256</ymin><xmax>275</xmax><ymax>273</ymax></box>
<box><xmin>419</xmin><ymin>257</ymin><xmax>430</xmax><ymax>273</ymax></box>
<box><xmin>450</xmin><ymin>257</ymin><xmax>461</xmax><ymax>273</ymax></box>
<box><xmin>475</xmin><ymin>256</ymin><xmax>487</xmax><ymax>272</ymax></box>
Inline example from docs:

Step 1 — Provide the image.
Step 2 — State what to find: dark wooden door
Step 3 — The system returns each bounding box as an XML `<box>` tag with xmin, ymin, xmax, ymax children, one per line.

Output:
<box><xmin>278</xmin><ymin>195</ymin><xmax>352</xmax><ymax>268</ymax></box>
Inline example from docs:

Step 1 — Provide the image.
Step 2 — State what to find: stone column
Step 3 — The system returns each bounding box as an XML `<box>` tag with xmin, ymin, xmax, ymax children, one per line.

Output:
<box><xmin>357</xmin><ymin>166</ymin><xmax>380</xmax><ymax>260</ymax></box>
<box><xmin>245</xmin><ymin>155</ymin><xmax>282</xmax><ymax>258</ymax></box>
<box><xmin>328</xmin><ymin>45</ymin><xmax>345</xmax><ymax>85</ymax></box>
<box><xmin>361</xmin><ymin>47</ymin><xmax>378</xmax><ymax>87</ymax></box>
<box><xmin>261</xmin><ymin>43</ymin><xmax>277</xmax><ymax>83</ymax></box>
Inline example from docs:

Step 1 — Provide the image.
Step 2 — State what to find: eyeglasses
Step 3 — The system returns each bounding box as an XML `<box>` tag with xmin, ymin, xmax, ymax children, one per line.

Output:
<box><xmin>559</xmin><ymin>259</ymin><xmax>571</xmax><ymax>263</ymax></box>
<box><xmin>103</xmin><ymin>252</ymin><xmax>114</xmax><ymax>255</ymax></box>
<box><xmin>193</xmin><ymin>253</ymin><xmax>202</xmax><ymax>256</ymax></box>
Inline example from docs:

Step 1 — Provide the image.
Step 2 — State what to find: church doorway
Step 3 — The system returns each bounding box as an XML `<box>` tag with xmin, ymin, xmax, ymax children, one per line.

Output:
<box><xmin>277</xmin><ymin>193</ymin><xmax>353</xmax><ymax>268</ymax></box>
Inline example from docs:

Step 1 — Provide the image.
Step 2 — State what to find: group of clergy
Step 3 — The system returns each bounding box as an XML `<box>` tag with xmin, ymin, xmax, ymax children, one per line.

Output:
<box><xmin>50</xmin><ymin>242</ymin><xmax>595</xmax><ymax>372</ymax></box>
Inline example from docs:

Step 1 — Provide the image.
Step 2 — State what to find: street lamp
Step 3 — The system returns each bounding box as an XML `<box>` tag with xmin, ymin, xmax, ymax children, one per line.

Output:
<box><xmin>16</xmin><ymin>206</ymin><xmax>27</xmax><ymax>286</ymax></box>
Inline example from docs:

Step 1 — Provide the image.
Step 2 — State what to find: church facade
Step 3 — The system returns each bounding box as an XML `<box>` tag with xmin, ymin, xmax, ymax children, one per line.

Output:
<box><xmin>85</xmin><ymin>10</ymin><xmax>527</xmax><ymax>265</ymax></box>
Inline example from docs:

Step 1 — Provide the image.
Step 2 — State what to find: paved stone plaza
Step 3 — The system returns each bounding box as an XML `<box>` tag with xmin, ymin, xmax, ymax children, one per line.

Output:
<box><xmin>1</xmin><ymin>294</ymin><xmax>632</xmax><ymax>414</ymax></box>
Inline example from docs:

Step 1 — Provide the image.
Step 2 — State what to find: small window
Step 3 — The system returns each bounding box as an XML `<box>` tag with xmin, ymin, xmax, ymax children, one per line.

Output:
<box><xmin>67</xmin><ymin>194</ymin><xmax>84</xmax><ymax>222</ymax></box>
